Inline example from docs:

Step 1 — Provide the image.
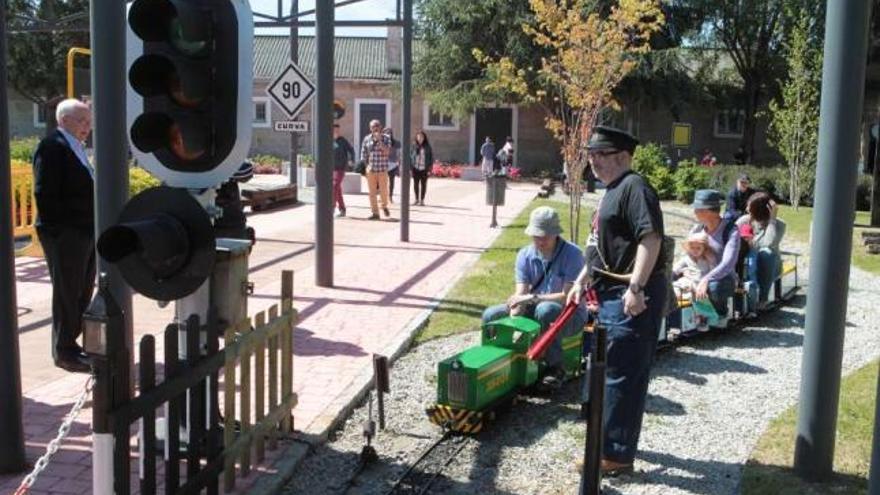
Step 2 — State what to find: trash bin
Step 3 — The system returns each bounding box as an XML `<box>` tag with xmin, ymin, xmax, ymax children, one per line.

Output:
<box><xmin>485</xmin><ymin>174</ymin><xmax>506</xmax><ymax>206</ymax></box>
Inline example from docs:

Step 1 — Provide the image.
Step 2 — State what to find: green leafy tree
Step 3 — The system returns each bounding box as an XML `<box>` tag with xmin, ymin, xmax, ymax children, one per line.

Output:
<box><xmin>414</xmin><ymin>0</ymin><xmax>546</xmax><ymax>118</ymax></box>
<box><xmin>7</xmin><ymin>0</ymin><xmax>90</xmax><ymax>107</ymax></box>
<box><xmin>684</xmin><ymin>0</ymin><xmax>824</xmax><ymax>162</ymax></box>
<box><xmin>767</xmin><ymin>13</ymin><xmax>822</xmax><ymax>209</ymax></box>
<box><xmin>476</xmin><ymin>0</ymin><xmax>664</xmax><ymax>241</ymax></box>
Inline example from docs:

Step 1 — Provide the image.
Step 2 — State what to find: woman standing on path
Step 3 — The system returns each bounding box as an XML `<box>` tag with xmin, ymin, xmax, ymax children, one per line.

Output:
<box><xmin>411</xmin><ymin>130</ymin><xmax>432</xmax><ymax>206</ymax></box>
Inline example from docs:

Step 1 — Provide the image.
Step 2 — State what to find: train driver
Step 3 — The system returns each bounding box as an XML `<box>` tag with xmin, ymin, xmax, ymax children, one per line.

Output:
<box><xmin>481</xmin><ymin>206</ymin><xmax>587</xmax><ymax>389</ymax></box>
<box><xmin>567</xmin><ymin>125</ymin><xmax>667</xmax><ymax>476</ymax></box>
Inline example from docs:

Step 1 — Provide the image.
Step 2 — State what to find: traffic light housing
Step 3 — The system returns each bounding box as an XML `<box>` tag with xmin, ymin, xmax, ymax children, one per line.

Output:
<box><xmin>126</xmin><ymin>0</ymin><xmax>253</xmax><ymax>189</ymax></box>
<box><xmin>97</xmin><ymin>186</ymin><xmax>216</xmax><ymax>301</ymax></box>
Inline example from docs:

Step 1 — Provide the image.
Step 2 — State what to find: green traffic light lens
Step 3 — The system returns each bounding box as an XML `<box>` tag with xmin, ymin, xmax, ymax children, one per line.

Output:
<box><xmin>169</xmin><ymin>18</ymin><xmax>208</xmax><ymax>56</ymax></box>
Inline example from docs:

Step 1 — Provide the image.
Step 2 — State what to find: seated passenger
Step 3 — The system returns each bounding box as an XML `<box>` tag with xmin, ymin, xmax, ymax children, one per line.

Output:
<box><xmin>690</xmin><ymin>189</ymin><xmax>741</xmax><ymax>318</ymax></box>
<box><xmin>672</xmin><ymin>232</ymin><xmax>716</xmax><ymax>300</ymax></box>
<box><xmin>725</xmin><ymin>173</ymin><xmax>756</xmax><ymax>220</ymax></box>
<box><xmin>736</xmin><ymin>192</ymin><xmax>786</xmax><ymax>308</ymax></box>
<box><xmin>481</xmin><ymin>206</ymin><xmax>587</xmax><ymax>388</ymax></box>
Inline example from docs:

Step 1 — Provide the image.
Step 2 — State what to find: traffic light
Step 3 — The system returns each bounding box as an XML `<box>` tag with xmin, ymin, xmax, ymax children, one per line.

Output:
<box><xmin>97</xmin><ymin>187</ymin><xmax>216</xmax><ymax>301</ymax></box>
<box><xmin>126</xmin><ymin>0</ymin><xmax>253</xmax><ymax>189</ymax></box>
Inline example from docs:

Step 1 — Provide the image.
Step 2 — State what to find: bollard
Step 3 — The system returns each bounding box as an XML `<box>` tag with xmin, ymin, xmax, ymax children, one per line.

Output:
<box><xmin>580</xmin><ymin>323</ymin><xmax>606</xmax><ymax>495</ymax></box>
<box><xmin>373</xmin><ymin>355</ymin><xmax>390</xmax><ymax>430</ymax></box>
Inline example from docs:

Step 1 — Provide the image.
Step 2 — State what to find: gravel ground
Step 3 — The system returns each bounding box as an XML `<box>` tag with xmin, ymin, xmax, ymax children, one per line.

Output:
<box><xmin>281</xmin><ymin>192</ymin><xmax>880</xmax><ymax>495</ymax></box>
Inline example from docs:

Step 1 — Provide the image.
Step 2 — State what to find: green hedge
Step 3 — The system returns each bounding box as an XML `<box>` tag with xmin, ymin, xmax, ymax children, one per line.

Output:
<box><xmin>10</xmin><ymin>137</ymin><xmax>39</xmax><ymax>163</ymax></box>
<box><xmin>631</xmin><ymin>140</ymin><xmax>874</xmax><ymax>211</ymax></box>
<box><xmin>632</xmin><ymin>143</ymin><xmax>675</xmax><ymax>199</ymax></box>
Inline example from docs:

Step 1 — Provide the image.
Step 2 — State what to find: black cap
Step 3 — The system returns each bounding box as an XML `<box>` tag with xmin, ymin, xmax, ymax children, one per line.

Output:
<box><xmin>587</xmin><ymin>125</ymin><xmax>639</xmax><ymax>153</ymax></box>
<box><xmin>738</xmin><ymin>173</ymin><xmax>751</xmax><ymax>182</ymax></box>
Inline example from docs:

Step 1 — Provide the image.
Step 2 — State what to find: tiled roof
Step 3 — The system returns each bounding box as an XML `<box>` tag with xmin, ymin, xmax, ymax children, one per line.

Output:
<box><xmin>254</xmin><ymin>35</ymin><xmax>403</xmax><ymax>81</ymax></box>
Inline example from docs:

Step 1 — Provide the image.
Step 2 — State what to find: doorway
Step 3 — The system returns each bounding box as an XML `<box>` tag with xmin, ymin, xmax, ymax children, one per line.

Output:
<box><xmin>473</xmin><ymin>107</ymin><xmax>515</xmax><ymax>166</ymax></box>
<box><xmin>355</xmin><ymin>99</ymin><xmax>391</xmax><ymax>160</ymax></box>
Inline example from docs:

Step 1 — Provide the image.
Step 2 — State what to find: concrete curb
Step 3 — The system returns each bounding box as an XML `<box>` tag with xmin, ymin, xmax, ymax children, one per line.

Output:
<box><xmin>248</xmin><ymin>189</ymin><xmax>536</xmax><ymax>494</ymax></box>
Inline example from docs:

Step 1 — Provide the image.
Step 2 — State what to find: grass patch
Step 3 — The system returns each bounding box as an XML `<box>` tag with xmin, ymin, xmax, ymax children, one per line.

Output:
<box><xmin>741</xmin><ymin>360</ymin><xmax>878</xmax><ymax>495</ymax></box>
<box><xmin>414</xmin><ymin>198</ymin><xmax>589</xmax><ymax>343</ymax></box>
<box><xmin>778</xmin><ymin>206</ymin><xmax>880</xmax><ymax>276</ymax></box>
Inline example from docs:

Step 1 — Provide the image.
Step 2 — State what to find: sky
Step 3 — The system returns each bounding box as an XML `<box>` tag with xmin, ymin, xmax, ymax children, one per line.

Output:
<box><xmin>250</xmin><ymin>0</ymin><xmax>398</xmax><ymax>37</ymax></box>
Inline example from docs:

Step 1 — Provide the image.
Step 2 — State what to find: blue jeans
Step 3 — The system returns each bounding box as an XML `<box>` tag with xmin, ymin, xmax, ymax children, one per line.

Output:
<box><xmin>752</xmin><ymin>249</ymin><xmax>781</xmax><ymax>303</ymax></box>
<box><xmin>598</xmin><ymin>274</ymin><xmax>667</xmax><ymax>464</ymax></box>
<box><xmin>708</xmin><ymin>274</ymin><xmax>736</xmax><ymax>316</ymax></box>
<box><xmin>482</xmin><ymin>301</ymin><xmax>586</xmax><ymax>368</ymax></box>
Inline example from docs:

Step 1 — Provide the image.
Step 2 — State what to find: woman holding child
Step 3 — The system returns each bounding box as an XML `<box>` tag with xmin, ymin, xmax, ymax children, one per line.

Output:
<box><xmin>735</xmin><ymin>192</ymin><xmax>786</xmax><ymax>308</ymax></box>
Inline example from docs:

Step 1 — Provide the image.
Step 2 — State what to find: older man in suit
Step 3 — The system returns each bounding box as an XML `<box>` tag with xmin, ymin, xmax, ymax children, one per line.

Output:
<box><xmin>33</xmin><ymin>98</ymin><xmax>95</xmax><ymax>373</ymax></box>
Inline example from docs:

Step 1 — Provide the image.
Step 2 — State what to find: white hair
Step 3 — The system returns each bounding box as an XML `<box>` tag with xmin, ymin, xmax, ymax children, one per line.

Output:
<box><xmin>55</xmin><ymin>98</ymin><xmax>88</xmax><ymax>123</ymax></box>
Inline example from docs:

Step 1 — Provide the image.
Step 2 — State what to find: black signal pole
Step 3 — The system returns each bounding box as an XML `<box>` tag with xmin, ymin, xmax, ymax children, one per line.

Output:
<box><xmin>0</xmin><ymin>1</ymin><xmax>27</xmax><ymax>473</ymax></box>
<box><xmin>400</xmin><ymin>0</ymin><xmax>412</xmax><ymax>242</ymax></box>
<box><xmin>90</xmin><ymin>0</ymin><xmax>133</xmax><ymax>361</ymax></box>
<box><xmin>314</xmin><ymin>0</ymin><xmax>335</xmax><ymax>287</ymax></box>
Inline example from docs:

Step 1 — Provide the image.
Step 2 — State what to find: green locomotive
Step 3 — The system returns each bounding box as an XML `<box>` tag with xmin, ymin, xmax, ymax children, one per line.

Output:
<box><xmin>426</xmin><ymin>315</ymin><xmax>584</xmax><ymax>433</ymax></box>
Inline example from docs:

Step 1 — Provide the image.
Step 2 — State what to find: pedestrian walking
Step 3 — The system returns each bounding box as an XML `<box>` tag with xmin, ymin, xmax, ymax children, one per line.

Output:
<box><xmin>480</xmin><ymin>136</ymin><xmax>495</xmax><ymax>176</ymax></box>
<box><xmin>33</xmin><ymin>98</ymin><xmax>95</xmax><ymax>373</ymax></box>
<box><xmin>332</xmin><ymin>124</ymin><xmax>355</xmax><ymax>217</ymax></box>
<box><xmin>361</xmin><ymin>119</ymin><xmax>392</xmax><ymax>220</ymax></box>
<box><xmin>567</xmin><ymin>126</ymin><xmax>667</xmax><ymax>475</ymax></box>
<box><xmin>411</xmin><ymin>130</ymin><xmax>433</xmax><ymax>206</ymax></box>
<box><xmin>384</xmin><ymin>127</ymin><xmax>402</xmax><ymax>202</ymax></box>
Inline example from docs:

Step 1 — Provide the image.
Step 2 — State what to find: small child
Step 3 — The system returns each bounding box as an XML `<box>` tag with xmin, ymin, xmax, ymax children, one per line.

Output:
<box><xmin>670</xmin><ymin>232</ymin><xmax>717</xmax><ymax>335</ymax></box>
<box><xmin>672</xmin><ymin>232</ymin><xmax>716</xmax><ymax>300</ymax></box>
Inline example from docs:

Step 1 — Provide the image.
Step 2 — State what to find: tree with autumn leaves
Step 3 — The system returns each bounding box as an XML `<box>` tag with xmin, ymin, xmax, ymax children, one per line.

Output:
<box><xmin>477</xmin><ymin>0</ymin><xmax>665</xmax><ymax>240</ymax></box>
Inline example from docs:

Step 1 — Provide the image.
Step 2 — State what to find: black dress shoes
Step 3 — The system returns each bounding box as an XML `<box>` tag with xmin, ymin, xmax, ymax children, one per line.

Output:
<box><xmin>55</xmin><ymin>352</ymin><xmax>92</xmax><ymax>373</ymax></box>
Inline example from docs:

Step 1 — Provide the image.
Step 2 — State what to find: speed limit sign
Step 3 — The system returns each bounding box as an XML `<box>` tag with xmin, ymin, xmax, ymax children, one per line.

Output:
<box><xmin>267</xmin><ymin>62</ymin><xmax>316</xmax><ymax>119</ymax></box>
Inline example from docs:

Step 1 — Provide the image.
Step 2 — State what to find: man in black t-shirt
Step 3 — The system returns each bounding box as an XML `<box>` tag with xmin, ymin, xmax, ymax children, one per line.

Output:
<box><xmin>568</xmin><ymin>126</ymin><xmax>667</xmax><ymax>476</ymax></box>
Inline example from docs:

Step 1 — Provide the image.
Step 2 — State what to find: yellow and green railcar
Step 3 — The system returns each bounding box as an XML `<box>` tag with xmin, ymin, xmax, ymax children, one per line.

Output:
<box><xmin>427</xmin><ymin>315</ymin><xmax>584</xmax><ymax>433</ymax></box>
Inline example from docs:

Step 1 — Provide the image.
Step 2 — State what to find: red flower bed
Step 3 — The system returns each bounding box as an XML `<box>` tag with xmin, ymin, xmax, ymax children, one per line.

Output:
<box><xmin>431</xmin><ymin>162</ymin><xmax>463</xmax><ymax>178</ymax></box>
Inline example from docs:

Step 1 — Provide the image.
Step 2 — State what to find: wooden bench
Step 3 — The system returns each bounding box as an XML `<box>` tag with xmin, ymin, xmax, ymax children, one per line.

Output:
<box><xmin>240</xmin><ymin>183</ymin><xmax>298</xmax><ymax>212</ymax></box>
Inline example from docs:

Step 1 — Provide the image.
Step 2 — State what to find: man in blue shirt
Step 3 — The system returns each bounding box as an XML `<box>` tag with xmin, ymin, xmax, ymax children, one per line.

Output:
<box><xmin>481</xmin><ymin>206</ymin><xmax>587</xmax><ymax>387</ymax></box>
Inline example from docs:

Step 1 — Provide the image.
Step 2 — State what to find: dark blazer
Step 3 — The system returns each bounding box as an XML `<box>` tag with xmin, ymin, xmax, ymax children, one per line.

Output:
<box><xmin>32</xmin><ymin>129</ymin><xmax>95</xmax><ymax>230</ymax></box>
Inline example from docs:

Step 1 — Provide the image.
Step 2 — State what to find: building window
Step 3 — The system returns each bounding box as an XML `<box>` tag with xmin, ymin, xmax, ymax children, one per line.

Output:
<box><xmin>597</xmin><ymin>106</ymin><xmax>634</xmax><ymax>135</ymax></box>
<box><xmin>253</xmin><ymin>98</ymin><xmax>271</xmax><ymax>128</ymax></box>
<box><xmin>714</xmin><ymin>109</ymin><xmax>745</xmax><ymax>138</ymax></box>
<box><xmin>33</xmin><ymin>103</ymin><xmax>47</xmax><ymax>128</ymax></box>
<box><xmin>423</xmin><ymin>102</ymin><xmax>459</xmax><ymax>131</ymax></box>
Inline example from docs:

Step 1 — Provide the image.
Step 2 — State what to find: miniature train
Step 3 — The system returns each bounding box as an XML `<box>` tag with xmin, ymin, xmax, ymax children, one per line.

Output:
<box><xmin>426</xmin><ymin>254</ymin><xmax>800</xmax><ymax>434</ymax></box>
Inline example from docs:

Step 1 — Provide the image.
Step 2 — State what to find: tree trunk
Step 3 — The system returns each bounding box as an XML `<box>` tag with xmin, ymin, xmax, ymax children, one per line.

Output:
<box><xmin>740</xmin><ymin>78</ymin><xmax>762</xmax><ymax>163</ymax></box>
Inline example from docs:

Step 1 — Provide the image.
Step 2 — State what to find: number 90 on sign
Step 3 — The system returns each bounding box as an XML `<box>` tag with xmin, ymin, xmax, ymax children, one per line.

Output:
<box><xmin>282</xmin><ymin>81</ymin><xmax>300</xmax><ymax>99</ymax></box>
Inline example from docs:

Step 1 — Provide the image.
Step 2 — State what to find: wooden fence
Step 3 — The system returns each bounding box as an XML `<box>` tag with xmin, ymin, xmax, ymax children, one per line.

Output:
<box><xmin>108</xmin><ymin>270</ymin><xmax>297</xmax><ymax>494</ymax></box>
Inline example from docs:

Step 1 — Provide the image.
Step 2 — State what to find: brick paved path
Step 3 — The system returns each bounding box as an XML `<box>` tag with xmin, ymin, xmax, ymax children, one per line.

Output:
<box><xmin>0</xmin><ymin>177</ymin><xmax>537</xmax><ymax>494</ymax></box>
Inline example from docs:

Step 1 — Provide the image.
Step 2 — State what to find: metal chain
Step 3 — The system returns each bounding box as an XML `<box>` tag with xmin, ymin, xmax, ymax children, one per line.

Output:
<box><xmin>14</xmin><ymin>375</ymin><xmax>95</xmax><ymax>495</ymax></box>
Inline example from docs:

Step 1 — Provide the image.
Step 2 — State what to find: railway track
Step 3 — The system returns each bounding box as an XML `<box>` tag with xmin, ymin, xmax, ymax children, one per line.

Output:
<box><xmin>384</xmin><ymin>431</ymin><xmax>474</xmax><ymax>495</ymax></box>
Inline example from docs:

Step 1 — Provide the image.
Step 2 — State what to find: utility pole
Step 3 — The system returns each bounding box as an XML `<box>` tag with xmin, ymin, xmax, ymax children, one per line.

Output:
<box><xmin>0</xmin><ymin>1</ymin><xmax>27</xmax><ymax>473</ymax></box>
<box><xmin>794</xmin><ymin>0</ymin><xmax>872</xmax><ymax>481</ymax></box>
